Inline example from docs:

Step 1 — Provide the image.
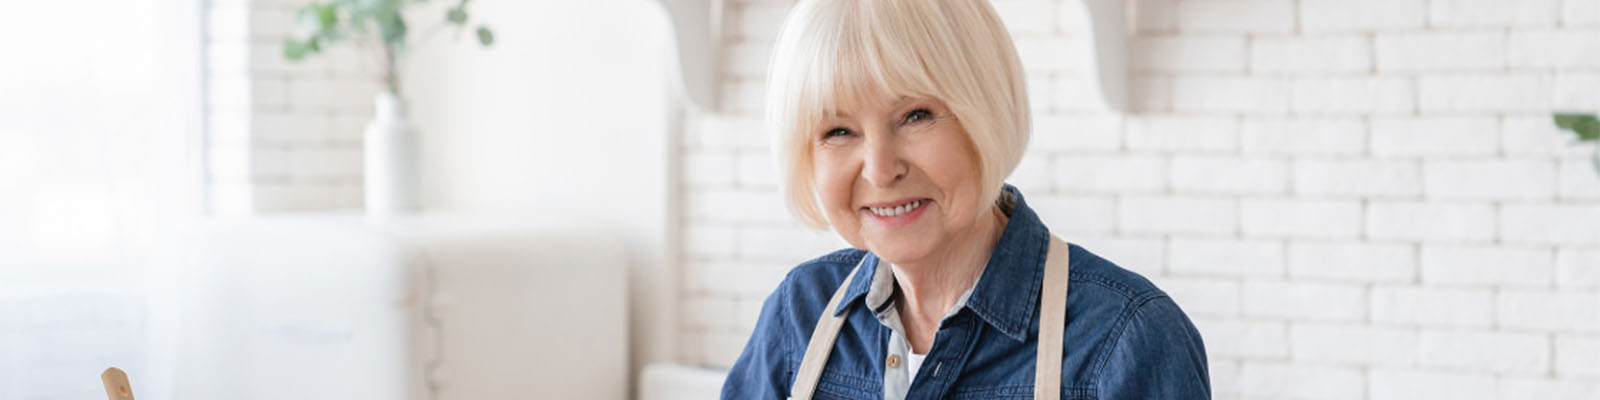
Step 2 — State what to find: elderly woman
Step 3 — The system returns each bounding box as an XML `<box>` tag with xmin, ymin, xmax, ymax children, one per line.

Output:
<box><xmin>723</xmin><ymin>0</ymin><xmax>1209</xmax><ymax>399</ymax></box>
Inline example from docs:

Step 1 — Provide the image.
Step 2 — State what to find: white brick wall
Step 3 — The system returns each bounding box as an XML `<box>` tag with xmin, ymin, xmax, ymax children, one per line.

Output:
<box><xmin>678</xmin><ymin>0</ymin><xmax>1600</xmax><ymax>398</ymax></box>
<box><xmin>208</xmin><ymin>0</ymin><xmax>375</xmax><ymax>214</ymax></box>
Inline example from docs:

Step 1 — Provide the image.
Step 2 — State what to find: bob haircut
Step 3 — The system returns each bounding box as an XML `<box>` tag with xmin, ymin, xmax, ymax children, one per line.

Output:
<box><xmin>765</xmin><ymin>0</ymin><xmax>1032</xmax><ymax>230</ymax></box>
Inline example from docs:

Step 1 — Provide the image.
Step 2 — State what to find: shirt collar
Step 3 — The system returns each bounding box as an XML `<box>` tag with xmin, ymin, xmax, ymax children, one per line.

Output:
<box><xmin>833</xmin><ymin>184</ymin><xmax>1050</xmax><ymax>342</ymax></box>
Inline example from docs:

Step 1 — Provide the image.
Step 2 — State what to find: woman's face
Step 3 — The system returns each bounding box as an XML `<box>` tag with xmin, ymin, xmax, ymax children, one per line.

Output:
<box><xmin>812</xmin><ymin>94</ymin><xmax>988</xmax><ymax>265</ymax></box>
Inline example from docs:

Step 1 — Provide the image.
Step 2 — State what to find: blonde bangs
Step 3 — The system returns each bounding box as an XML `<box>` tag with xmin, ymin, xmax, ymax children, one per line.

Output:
<box><xmin>767</xmin><ymin>0</ymin><xmax>1031</xmax><ymax>230</ymax></box>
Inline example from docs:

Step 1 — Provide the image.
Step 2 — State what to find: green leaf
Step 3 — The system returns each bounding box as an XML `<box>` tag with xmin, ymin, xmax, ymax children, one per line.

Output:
<box><xmin>1555</xmin><ymin>113</ymin><xmax>1595</xmax><ymax>130</ymax></box>
<box><xmin>1576</xmin><ymin>117</ymin><xmax>1600</xmax><ymax>142</ymax></box>
<box><xmin>446</xmin><ymin>7</ymin><xmax>467</xmax><ymax>24</ymax></box>
<box><xmin>283</xmin><ymin>38</ymin><xmax>309</xmax><ymax>61</ymax></box>
<box><xmin>476</xmin><ymin>26</ymin><xmax>494</xmax><ymax>46</ymax></box>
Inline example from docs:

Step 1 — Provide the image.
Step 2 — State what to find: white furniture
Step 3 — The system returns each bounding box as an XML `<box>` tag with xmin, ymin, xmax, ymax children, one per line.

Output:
<box><xmin>170</xmin><ymin>215</ymin><xmax>628</xmax><ymax>400</ymax></box>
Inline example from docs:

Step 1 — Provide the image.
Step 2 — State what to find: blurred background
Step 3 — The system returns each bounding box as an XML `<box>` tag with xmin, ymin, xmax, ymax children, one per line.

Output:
<box><xmin>1</xmin><ymin>0</ymin><xmax>1598</xmax><ymax>399</ymax></box>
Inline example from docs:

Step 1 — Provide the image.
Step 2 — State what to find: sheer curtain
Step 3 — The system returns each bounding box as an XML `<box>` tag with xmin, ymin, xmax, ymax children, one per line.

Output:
<box><xmin>0</xmin><ymin>0</ymin><xmax>202</xmax><ymax>398</ymax></box>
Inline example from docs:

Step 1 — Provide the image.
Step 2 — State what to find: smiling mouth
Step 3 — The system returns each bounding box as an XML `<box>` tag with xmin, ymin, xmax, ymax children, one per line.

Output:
<box><xmin>865</xmin><ymin>199</ymin><xmax>927</xmax><ymax>217</ymax></box>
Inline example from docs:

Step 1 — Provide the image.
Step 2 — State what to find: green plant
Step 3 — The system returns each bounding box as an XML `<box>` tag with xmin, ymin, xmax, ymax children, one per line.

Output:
<box><xmin>1553</xmin><ymin>113</ymin><xmax>1600</xmax><ymax>174</ymax></box>
<box><xmin>282</xmin><ymin>0</ymin><xmax>493</xmax><ymax>96</ymax></box>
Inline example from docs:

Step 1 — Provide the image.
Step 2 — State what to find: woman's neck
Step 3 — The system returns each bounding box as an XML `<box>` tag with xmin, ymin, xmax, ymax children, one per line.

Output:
<box><xmin>890</xmin><ymin>206</ymin><xmax>1009</xmax><ymax>353</ymax></box>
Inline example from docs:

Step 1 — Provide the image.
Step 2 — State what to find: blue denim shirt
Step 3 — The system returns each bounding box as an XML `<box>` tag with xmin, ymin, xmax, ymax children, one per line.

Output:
<box><xmin>722</xmin><ymin>185</ymin><xmax>1210</xmax><ymax>399</ymax></box>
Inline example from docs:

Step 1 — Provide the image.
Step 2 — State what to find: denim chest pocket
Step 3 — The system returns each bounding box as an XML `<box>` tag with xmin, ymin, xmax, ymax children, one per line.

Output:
<box><xmin>811</xmin><ymin>371</ymin><xmax>881</xmax><ymax>400</ymax></box>
<box><xmin>947</xmin><ymin>385</ymin><xmax>1096</xmax><ymax>400</ymax></box>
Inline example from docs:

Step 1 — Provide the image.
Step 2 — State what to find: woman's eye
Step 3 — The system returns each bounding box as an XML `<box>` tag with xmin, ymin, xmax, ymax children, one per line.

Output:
<box><xmin>822</xmin><ymin>128</ymin><xmax>851</xmax><ymax>139</ymax></box>
<box><xmin>903</xmin><ymin>108</ymin><xmax>933</xmax><ymax>124</ymax></box>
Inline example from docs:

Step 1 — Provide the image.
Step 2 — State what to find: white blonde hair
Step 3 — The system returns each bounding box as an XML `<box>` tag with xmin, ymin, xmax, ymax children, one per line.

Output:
<box><xmin>765</xmin><ymin>0</ymin><xmax>1031</xmax><ymax>230</ymax></box>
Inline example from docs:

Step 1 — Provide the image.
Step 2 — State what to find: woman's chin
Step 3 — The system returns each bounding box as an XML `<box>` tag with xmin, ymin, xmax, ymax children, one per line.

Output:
<box><xmin>864</xmin><ymin>237</ymin><xmax>936</xmax><ymax>266</ymax></box>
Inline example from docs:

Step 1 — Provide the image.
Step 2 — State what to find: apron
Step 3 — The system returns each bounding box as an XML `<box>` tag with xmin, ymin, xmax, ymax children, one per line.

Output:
<box><xmin>789</xmin><ymin>235</ymin><xmax>1073</xmax><ymax>400</ymax></box>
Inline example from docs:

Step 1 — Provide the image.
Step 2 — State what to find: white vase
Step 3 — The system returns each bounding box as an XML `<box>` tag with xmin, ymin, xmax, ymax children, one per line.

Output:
<box><xmin>364</xmin><ymin>91</ymin><xmax>419</xmax><ymax>216</ymax></box>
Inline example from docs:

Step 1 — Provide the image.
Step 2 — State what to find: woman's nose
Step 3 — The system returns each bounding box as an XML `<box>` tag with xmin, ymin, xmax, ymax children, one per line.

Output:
<box><xmin>861</xmin><ymin>132</ymin><xmax>906</xmax><ymax>187</ymax></box>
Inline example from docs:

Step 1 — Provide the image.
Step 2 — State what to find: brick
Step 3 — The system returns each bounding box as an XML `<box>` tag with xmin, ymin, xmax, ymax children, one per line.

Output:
<box><xmin>1501</xmin><ymin>204</ymin><xmax>1600</xmax><ymax>245</ymax></box>
<box><xmin>1131</xmin><ymin>36</ymin><xmax>1248</xmax><ymax>73</ymax></box>
<box><xmin>1240</xmin><ymin>199</ymin><xmax>1363</xmax><ymax>239</ymax></box>
<box><xmin>685</xmin><ymin>260</ymin><xmax>791</xmax><ymax>297</ymax></box>
<box><xmin>726</xmin><ymin>3</ymin><xmax>790</xmax><ymax>41</ymax></box>
<box><xmin>1290</xmin><ymin>242</ymin><xmax>1416</xmax><ymax>283</ymax></box>
<box><xmin>1170</xmin><ymin>76</ymin><xmax>1292</xmax><ymax>114</ymax></box>
<box><xmin>1169</xmin><ymin>238</ymin><xmax>1284</xmax><ymax>278</ymax></box>
<box><xmin>1291</xmin><ymin>77</ymin><xmax>1415</xmax><ymax>115</ymax></box>
<box><xmin>1367</xmin><ymin>202</ymin><xmax>1496</xmax><ymax>242</ymax></box>
<box><xmin>1240</xmin><ymin>117</ymin><xmax>1365</xmax><ymax>156</ymax></box>
<box><xmin>1561</xmin><ymin>158</ymin><xmax>1600</xmax><ymax>200</ymax></box>
<box><xmin>1068</xmin><ymin>236</ymin><xmax>1166</xmax><ymax>278</ymax></box>
<box><xmin>1369</xmin><ymin>369</ymin><xmax>1495</xmax><ymax>400</ymax></box>
<box><xmin>1568</xmin><ymin>0</ymin><xmax>1600</xmax><ymax>26</ymax></box>
<box><xmin>1053</xmin><ymin>155</ymin><xmax>1165</xmax><ymax>193</ymax></box>
<box><xmin>1028</xmin><ymin>194</ymin><xmax>1117</xmax><ymax>234</ymax></box>
<box><xmin>1554</xmin><ymin>73</ymin><xmax>1600</xmax><ymax>111</ymax></box>
<box><xmin>1242</xmin><ymin>281</ymin><xmax>1365</xmax><ymax>321</ymax></box>
<box><xmin>1502</xmin><ymin>116</ymin><xmax>1594</xmax><ymax>157</ymax></box>
<box><xmin>251</xmin><ymin>109</ymin><xmax>330</xmax><ymax>144</ymax></box>
<box><xmin>1375</xmin><ymin>32</ymin><xmax>1506</xmax><ymax>72</ymax></box>
<box><xmin>1007</xmin><ymin>156</ymin><xmax>1052</xmax><ymax>190</ymax></box>
<box><xmin>684</xmin><ymin>225</ymin><xmax>738</xmax><ymax>258</ymax></box>
<box><xmin>1499</xmin><ymin>377</ymin><xmax>1600</xmax><ymax>399</ymax></box>
<box><xmin>1049</xmin><ymin>76</ymin><xmax>1096</xmax><ymax>112</ymax></box>
<box><xmin>992</xmin><ymin>0</ymin><xmax>1058</xmax><ymax>36</ymax></box>
<box><xmin>287</xmin><ymin>146</ymin><xmax>360</xmax><ymax>179</ymax></box>
<box><xmin>1556</xmin><ymin>335</ymin><xmax>1600</xmax><ymax>378</ymax></box>
<box><xmin>1371</xmin><ymin>286</ymin><xmax>1493</xmax><ymax>327</ymax></box>
<box><xmin>1418</xmin><ymin>330</ymin><xmax>1550</xmax><ymax>374</ymax></box>
<box><xmin>1250</xmin><ymin>36</ymin><xmax>1372</xmax><ymax>73</ymax></box>
<box><xmin>719</xmin><ymin>79</ymin><xmax>766</xmax><ymax>114</ymax></box>
<box><xmin>1193</xmin><ymin>318</ymin><xmax>1288</xmax><ymax>359</ymax></box>
<box><xmin>1155</xmin><ymin>278</ymin><xmax>1239</xmax><ymax>317</ymax></box>
<box><xmin>1127</xmin><ymin>74</ymin><xmax>1172</xmax><ymax>113</ymax></box>
<box><xmin>684</xmin><ymin>187</ymin><xmax>789</xmax><ymax>224</ymax></box>
<box><xmin>1291</xmin><ymin>323</ymin><xmax>1416</xmax><ymax>366</ymax></box>
<box><xmin>738</xmin><ymin>225</ymin><xmax>848</xmax><ymax>262</ymax></box>
<box><xmin>724</xmin><ymin>41</ymin><xmax>771</xmax><ymax>78</ymax></box>
<box><xmin>1300</xmin><ymin>0</ymin><xmax>1426</xmax><ymax>32</ymax></box>
<box><xmin>690</xmin><ymin>114</ymin><xmax>767</xmax><ymax>150</ymax></box>
<box><xmin>702</xmin><ymin>330</ymin><xmax>752</xmax><ymax>368</ymax></box>
<box><xmin>1429</xmin><ymin>0</ymin><xmax>1562</xmax><ymax>27</ymax></box>
<box><xmin>1236</xmin><ymin>363</ymin><xmax>1365</xmax><ymax>400</ymax></box>
<box><xmin>1029</xmin><ymin>114</ymin><xmax>1122</xmax><ymax>152</ymax></box>
<box><xmin>1171</xmin><ymin>157</ymin><xmax>1288</xmax><ymax>194</ymax></box>
<box><xmin>1424</xmin><ymin>159</ymin><xmax>1557</xmax><ymax>201</ymax></box>
<box><xmin>1421</xmin><ymin>245</ymin><xmax>1555</xmax><ymax>287</ymax></box>
<box><xmin>1120</xmin><ymin>196</ymin><xmax>1237</xmax><ymax>235</ymax></box>
<box><xmin>683</xmin><ymin>150</ymin><xmax>736</xmax><ymax>187</ymax></box>
<box><xmin>736</xmin><ymin>152</ymin><xmax>777</xmax><ymax>188</ymax></box>
<box><xmin>683</xmin><ymin>294</ymin><xmax>739</xmax><ymax>330</ymax></box>
<box><xmin>1015</xmin><ymin>37</ymin><xmax>1088</xmax><ymax>74</ymax></box>
<box><xmin>1509</xmin><ymin>30</ymin><xmax>1600</xmax><ymax>68</ymax></box>
<box><xmin>1557</xmin><ymin>249</ymin><xmax>1600</xmax><ymax>288</ymax></box>
<box><xmin>1129</xmin><ymin>0</ymin><xmax>1178</xmax><ymax>33</ymax></box>
<box><xmin>1498</xmin><ymin>290</ymin><xmax>1600</xmax><ymax>332</ymax></box>
<box><xmin>1294</xmin><ymin>159</ymin><xmax>1423</xmax><ymax>198</ymax></box>
<box><xmin>1369</xmin><ymin>116</ymin><xmax>1499</xmax><ymax>157</ymax></box>
<box><xmin>1175</xmin><ymin>0</ymin><xmax>1294</xmax><ymax>33</ymax></box>
<box><xmin>1125</xmin><ymin>115</ymin><xmax>1238</xmax><ymax>152</ymax></box>
<box><xmin>1418</xmin><ymin>74</ymin><xmax>1553</xmax><ymax>113</ymax></box>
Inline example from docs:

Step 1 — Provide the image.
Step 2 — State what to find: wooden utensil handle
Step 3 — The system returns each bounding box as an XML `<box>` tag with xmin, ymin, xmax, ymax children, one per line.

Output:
<box><xmin>102</xmin><ymin>367</ymin><xmax>135</xmax><ymax>400</ymax></box>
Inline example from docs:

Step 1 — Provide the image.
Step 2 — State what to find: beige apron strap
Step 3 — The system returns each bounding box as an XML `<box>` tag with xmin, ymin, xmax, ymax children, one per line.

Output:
<box><xmin>789</xmin><ymin>260</ymin><xmax>864</xmax><ymax>400</ymax></box>
<box><xmin>1034</xmin><ymin>236</ymin><xmax>1072</xmax><ymax>400</ymax></box>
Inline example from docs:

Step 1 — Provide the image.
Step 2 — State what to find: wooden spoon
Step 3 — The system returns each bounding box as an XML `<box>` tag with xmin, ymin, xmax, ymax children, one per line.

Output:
<box><xmin>101</xmin><ymin>367</ymin><xmax>135</xmax><ymax>400</ymax></box>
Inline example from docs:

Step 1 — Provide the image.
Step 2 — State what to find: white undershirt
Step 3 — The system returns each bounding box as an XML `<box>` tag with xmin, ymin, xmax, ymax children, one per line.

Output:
<box><xmin>907</xmin><ymin>351</ymin><xmax>927</xmax><ymax>385</ymax></box>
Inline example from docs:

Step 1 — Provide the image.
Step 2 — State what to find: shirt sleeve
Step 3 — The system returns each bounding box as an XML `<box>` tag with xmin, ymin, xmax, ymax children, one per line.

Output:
<box><xmin>721</xmin><ymin>282</ymin><xmax>794</xmax><ymax>400</ymax></box>
<box><xmin>1095</xmin><ymin>296</ymin><xmax>1211</xmax><ymax>400</ymax></box>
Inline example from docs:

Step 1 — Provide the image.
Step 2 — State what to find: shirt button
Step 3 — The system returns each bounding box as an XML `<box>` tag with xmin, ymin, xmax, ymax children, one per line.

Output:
<box><xmin>887</xmin><ymin>354</ymin><xmax>902</xmax><ymax>368</ymax></box>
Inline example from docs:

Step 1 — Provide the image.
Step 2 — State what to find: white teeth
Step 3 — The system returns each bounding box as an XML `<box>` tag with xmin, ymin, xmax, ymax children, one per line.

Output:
<box><xmin>870</xmin><ymin>200</ymin><xmax>923</xmax><ymax>217</ymax></box>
